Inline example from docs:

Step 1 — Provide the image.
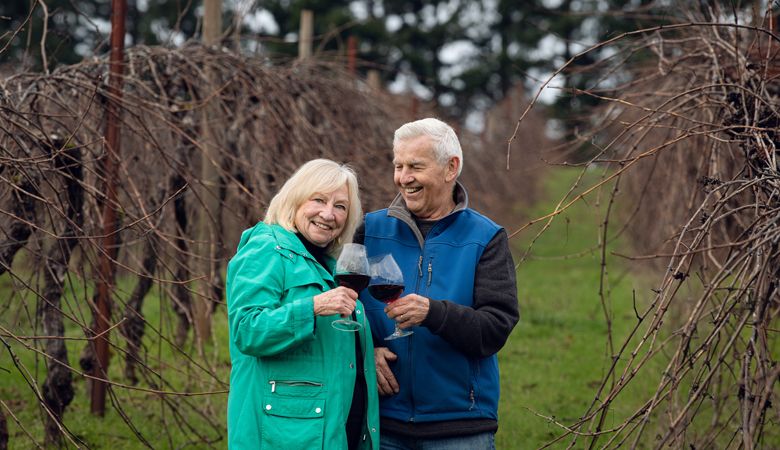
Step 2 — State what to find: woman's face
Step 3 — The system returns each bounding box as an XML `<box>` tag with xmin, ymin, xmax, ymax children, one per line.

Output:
<box><xmin>294</xmin><ymin>184</ymin><xmax>350</xmax><ymax>247</ymax></box>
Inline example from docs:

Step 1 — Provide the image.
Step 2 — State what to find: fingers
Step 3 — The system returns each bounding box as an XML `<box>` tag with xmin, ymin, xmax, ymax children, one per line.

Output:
<box><xmin>375</xmin><ymin>348</ymin><xmax>399</xmax><ymax>395</ymax></box>
<box><xmin>375</xmin><ymin>348</ymin><xmax>398</xmax><ymax>395</ymax></box>
<box><xmin>313</xmin><ymin>287</ymin><xmax>357</xmax><ymax>317</ymax></box>
<box><xmin>337</xmin><ymin>286</ymin><xmax>359</xmax><ymax>299</ymax></box>
<box><xmin>335</xmin><ymin>287</ymin><xmax>358</xmax><ymax>315</ymax></box>
<box><xmin>385</xmin><ymin>294</ymin><xmax>430</xmax><ymax>328</ymax></box>
<box><xmin>332</xmin><ymin>287</ymin><xmax>358</xmax><ymax>317</ymax></box>
<box><xmin>377</xmin><ymin>370</ymin><xmax>394</xmax><ymax>396</ymax></box>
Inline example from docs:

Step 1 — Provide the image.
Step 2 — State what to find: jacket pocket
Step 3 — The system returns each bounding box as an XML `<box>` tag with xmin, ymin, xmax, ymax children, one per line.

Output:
<box><xmin>261</xmin><ymin>396</ymin><xmax>325</xmax><ymax>449</ymax></box>
<box><xmin>414</xmin><ymin>345</ymin><xmax>474</xmax><ymax>415</ymax></box>
<box><xmin>261</xmin><ymin>392</ymin><xmax>326</xmax><ymax>449</ymax></box>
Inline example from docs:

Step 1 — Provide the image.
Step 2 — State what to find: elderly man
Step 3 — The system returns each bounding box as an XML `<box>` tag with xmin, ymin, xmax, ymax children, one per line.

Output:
<box><xmin>356</xmin><ymin>118</ymin><xmax>519</xmax><ymax>449</ymax></box>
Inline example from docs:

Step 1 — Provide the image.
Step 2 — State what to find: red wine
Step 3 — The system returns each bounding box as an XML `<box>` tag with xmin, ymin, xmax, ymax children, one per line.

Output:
<box><xmin>335</xmin><ymin>273</ymin><xmax>370</xmax><ymax>292</ymax></box>
<box><xmin>368</xmin><ymin>284</ymin><xmax>404</xmax><ymax>303</ymax></box>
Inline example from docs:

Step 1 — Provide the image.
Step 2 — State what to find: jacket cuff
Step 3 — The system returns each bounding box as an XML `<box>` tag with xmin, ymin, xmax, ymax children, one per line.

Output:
<box><xmin>422</xmin><ymin>298</ymin><xmax>446</xmax><ymax>333</ymax></box>
<box><xmin>293</xmin><ymin>297</ymin><xmax>316</xmax><ymax>337</ymax></box>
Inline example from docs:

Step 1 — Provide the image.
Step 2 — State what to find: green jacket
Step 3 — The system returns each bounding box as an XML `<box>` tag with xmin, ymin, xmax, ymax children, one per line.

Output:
<box><xmin>226</xmin><ymin>223</ymin><xmax>379</xmax><ymax>449</ymax></box>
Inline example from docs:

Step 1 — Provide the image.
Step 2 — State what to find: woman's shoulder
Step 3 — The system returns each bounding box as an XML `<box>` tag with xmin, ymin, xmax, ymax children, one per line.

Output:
<box><xmin>237</xmin><ymin>221</ymin><xmax>270</xmax><ymax>242</ymax></box>
<box><xmin>228</xmin><ymin>224</ymin><xmax>288</xmax><ymax>276</ymax></box>
<box><xmin>236</xmin><ymin>222</ymin><xmax>302</xmax><ymax>255</ymax></box>
<box><xmin>235</xmin><ymin>222</ymin><xmax>280</xmax><ymax>251</ymax></box>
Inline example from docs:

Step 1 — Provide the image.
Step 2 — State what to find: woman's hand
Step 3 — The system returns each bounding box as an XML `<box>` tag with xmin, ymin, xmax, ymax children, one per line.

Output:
<box><xmin>313</xmin><ymin>286</ymin><xmax>358</xmax><ymax>317</ymax></box>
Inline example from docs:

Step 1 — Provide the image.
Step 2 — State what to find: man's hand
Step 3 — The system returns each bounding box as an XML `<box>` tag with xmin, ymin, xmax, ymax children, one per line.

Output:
<box><xmin>385</xmin><ymin>294</ymin><xmax>430</xmax><ymax>329</ymax></box>
<box><xmin>375</xmin><ymin>347</ymin><xmax>399</xmax><ymax>395</ymax></box>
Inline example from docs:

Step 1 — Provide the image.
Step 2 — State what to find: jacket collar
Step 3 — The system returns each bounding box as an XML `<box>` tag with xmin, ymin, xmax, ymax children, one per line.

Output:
<box><xmin>269</xmin><ymin>224</ymin><xmax>336</xmax><ymax>271</ymax></box>
<box><xmin>386</xmin><ymin>181</ymin><xmax>469</xmax><ymax>247</ymax></box>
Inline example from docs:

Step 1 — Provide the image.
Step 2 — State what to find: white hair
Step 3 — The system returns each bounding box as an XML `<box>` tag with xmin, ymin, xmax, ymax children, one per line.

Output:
<box><xmin>393</xmin><ymin>118</ymin><xmax>463</xmax><ymax>176</ymax></box>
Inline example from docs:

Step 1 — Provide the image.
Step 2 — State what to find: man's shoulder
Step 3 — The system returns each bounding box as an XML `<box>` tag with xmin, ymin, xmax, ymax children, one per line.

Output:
<box><xmin>457</xmin><ymin>208</ymin><xmax>502</xmax><ymax>232</ymax></box>
<box><xmin>365</xmin><ymin>208</ymin><xmax>390</xmax><ymax>218</ymax></box>
<box><xmin>364</xmin><ymin>208</ymin><xmax>393</xmax><ymax>225</ymax></box>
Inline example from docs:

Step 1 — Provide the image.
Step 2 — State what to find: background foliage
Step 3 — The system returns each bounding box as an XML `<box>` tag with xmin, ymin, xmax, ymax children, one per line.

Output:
<box><xmin>1</xmin><ymin>0</ymin><xmax>664</xmax><ymax>129</ymax></box>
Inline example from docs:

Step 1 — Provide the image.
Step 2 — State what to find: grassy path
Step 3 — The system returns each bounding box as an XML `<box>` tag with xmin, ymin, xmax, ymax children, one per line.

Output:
<box><xmin>496</xmin><ymin>167</ymin><xmax>655</xmax><ymax>449</ymax></box>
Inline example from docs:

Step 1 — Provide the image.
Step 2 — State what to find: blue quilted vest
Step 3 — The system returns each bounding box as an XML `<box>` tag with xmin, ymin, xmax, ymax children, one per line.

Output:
<box><xmin>362</xmin><ymin>206</ymin><xmax>502</xmax><ymax>423</ymax></box>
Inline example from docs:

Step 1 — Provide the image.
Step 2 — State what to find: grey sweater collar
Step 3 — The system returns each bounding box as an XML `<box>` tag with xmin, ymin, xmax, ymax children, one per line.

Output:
<box><xmin>386</xmin><ymin>181</ymin><xmax>469</xmax><ymax>248</ymax></box>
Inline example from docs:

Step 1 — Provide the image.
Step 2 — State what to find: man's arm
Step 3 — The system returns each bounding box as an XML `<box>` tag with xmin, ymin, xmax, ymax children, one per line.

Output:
<box><xmin>421</xmin><ymin>229</ymin><xmax>519</xmax><ymax>358</ymax></box>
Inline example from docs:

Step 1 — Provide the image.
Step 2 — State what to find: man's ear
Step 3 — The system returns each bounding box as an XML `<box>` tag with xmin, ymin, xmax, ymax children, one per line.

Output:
<box><xmin>445</xmin><ymin>157</ymin><xmax>460</xmax><ymax>182</ymax></box>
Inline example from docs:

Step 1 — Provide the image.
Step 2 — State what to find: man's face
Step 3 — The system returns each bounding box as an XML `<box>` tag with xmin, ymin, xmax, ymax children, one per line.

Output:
<box><xmin>393</xmin><ymin>135</ymin><xmax>459</xmax><ymax>220</ymax></box>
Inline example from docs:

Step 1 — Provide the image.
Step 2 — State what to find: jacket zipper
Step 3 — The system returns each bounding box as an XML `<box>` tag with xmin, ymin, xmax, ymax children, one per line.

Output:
<box><xmin>408</xmin><ymin>252</ymin><xmax>425</xmax><ymax>422</ymax></box>
<box><xmin>409</xmin><ymin>334</ymin><xmax>415</xmax><ymax>422</ymax></box>
<box><xmin>469</xmin><ymin>358</ymin><xmax>478</xmax><ymax>410</ymax></box>
<box><xmin>409</xmin><ymin>224</ymin><xmax>436</xmax><ymax>423</ymax></box>
<box><xmin>268</xmin><ymin>380</ymin><xmax>322</xmax><ymax>393</ymax></box>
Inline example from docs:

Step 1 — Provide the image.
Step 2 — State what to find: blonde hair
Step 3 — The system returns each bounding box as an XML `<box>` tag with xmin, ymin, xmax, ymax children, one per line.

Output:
<box><xmin>264</xmin><ymin>159</ymin><xmax>362</xmax><ymax>255</ymax></box>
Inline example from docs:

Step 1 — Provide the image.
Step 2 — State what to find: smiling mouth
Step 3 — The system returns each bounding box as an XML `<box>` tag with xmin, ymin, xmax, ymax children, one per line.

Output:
<box><xmin>403</xmin><ymin>187</ymin><xmax>422</xmax><ymax>194</ymax></box>
<box><xmin>312</xmin><ymin>221</ymin><xmax>333</xmax><ymax>231</ymax></box>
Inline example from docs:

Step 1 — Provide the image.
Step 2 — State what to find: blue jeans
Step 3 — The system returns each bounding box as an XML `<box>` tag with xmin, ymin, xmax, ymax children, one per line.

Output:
<box><xmin>380</xmin><ymin>431</ymin><xmax>496</xmax><ymax>450</ymax></box>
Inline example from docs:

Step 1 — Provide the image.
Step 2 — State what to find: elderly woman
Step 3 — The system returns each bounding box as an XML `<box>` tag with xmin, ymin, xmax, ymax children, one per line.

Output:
<box><xmin>226</xmin><ymin>159</ymin><xmax>379</xmax><ymax>449</ymax></box>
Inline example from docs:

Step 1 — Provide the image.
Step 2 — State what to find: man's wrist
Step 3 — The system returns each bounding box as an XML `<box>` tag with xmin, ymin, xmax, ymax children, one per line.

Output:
<box><xmin>421</xmin><ymin>298</ymin><xmax>445</xmax><ymax>331</ymax></box>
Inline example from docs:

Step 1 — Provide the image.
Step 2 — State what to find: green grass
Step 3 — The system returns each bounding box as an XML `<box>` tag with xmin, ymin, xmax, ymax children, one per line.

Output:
<box><xmin>0</xmin><ymin>273</ymin><xmax>230</xmax><ymax>449</ymax></box>
<box><xmin>496</xmin><ymin>167</ymin><xmax>664</xmax><ymax>449</ymax></box>
<box><xmin>495</xmin><ymin>167</ymin><xmax>779</xmax><ymax>449</ymax></box>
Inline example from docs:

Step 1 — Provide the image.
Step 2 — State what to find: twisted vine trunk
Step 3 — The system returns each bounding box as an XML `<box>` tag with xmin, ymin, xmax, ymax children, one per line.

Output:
<box><xmin>209</xmin><ymin>162</ymin><xmax>227</xmax><ymax>315</ymax></box>
<box><xmin>122</xmin><ymin>234</ymin><xmax>160</xmax><ymax>385</ymax></box>
<box><xmin>171</xmin><ymin>174</ymin><xmax>193</xmax><ymax>347</ymax></box>
<box><xmin>0</xmin><ymin>170</ymin><xmax>38</xmax><ymax>274</ymax></box>
<box><xmin>41</xmin><ymin>139</ymin><xmax>83</xmax><ymax>447</ymax></box>
<box><xmin>741</xmin><ymin>254</ymin><xmax>780</xmax><ymax>448</ymax></box>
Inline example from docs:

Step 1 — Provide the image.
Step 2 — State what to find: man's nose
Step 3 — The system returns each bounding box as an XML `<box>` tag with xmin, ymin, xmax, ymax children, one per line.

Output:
<box><xmin>398</xmin><ymin>168</ymin><xmax>413</xmax><ymax>185</ymax></box>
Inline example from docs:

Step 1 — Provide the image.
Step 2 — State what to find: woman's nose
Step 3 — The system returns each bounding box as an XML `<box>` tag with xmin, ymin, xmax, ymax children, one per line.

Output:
<box><xmin>319</xmin><ymin>206</ymin><xmax>335</xmax><ymax>220</ymax></box>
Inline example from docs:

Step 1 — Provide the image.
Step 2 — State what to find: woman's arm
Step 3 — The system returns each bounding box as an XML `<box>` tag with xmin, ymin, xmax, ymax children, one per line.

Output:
<box><xmin>227</xmin><ymin>234</ymin><xmax>316</xmax><ymax>357</ymax></box>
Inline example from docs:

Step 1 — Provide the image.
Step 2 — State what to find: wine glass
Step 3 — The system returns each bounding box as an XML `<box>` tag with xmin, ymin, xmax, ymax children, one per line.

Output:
<box><xmin>331</xmin><ymin>243</ymin><xmax>370</xmax><ymax>331</ymax></box>
<box><xmin>368</xmin><ymin>254</ymin><xmax>412</xmax><ymax>340</ymax></box>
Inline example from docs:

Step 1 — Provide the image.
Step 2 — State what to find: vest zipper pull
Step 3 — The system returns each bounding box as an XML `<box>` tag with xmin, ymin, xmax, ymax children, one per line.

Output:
<box><xmin>427</xmin><ymin>261</ymin><xmax>432</xmax><ymax>286</ymax></box>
